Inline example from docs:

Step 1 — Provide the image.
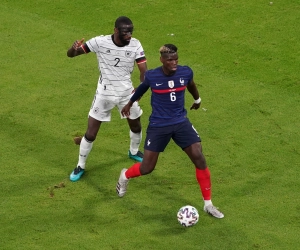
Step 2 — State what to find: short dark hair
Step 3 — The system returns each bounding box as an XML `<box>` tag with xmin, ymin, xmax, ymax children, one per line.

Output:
<box><xmin>115</xmin><ymin>16</ymin><xmax>133</xmax><ymax>28</ymax></box>
<box><xmin>159</xmin><ymin>44</ymin><xmax>178</xmax><ymax>55</ymax></box>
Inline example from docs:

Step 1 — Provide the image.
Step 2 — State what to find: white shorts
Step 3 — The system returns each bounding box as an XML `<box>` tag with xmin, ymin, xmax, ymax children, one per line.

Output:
<box><xmin>88</xmin><ymin>93</ymin><xmax>143</xmax><ymax>121</ymax></box>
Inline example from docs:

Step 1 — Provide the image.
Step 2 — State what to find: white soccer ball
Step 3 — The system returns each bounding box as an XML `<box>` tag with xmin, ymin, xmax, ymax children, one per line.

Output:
<box><xmin>177</xmin><ymin>205</ymin><xmax>199</xmax><ymax>227</ymax></box>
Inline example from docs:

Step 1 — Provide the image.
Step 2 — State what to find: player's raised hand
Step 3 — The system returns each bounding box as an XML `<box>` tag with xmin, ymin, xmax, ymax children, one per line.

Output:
<box><xmin>72</xmin><ymin>38</ymin><xmax>85</xmax><ymax>50</ymax></box>
<box><xmin>67</xmin><ymin>38</ymin><xmax>86</xmax><ymax>57</ymax></box>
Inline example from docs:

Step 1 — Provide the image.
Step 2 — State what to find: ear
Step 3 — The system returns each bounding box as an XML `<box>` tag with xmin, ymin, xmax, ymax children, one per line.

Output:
<box><xmin>160</xmin><ymin>56</ymin><xmax>163</xmax><ymax>63</ymax></box>
<box><xmin>114</xmin><ymin>27</ymin><xmax>118</xmax><ymax>34</ymax></box>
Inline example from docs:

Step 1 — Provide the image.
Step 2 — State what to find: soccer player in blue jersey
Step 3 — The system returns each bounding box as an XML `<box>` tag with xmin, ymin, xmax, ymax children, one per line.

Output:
<box><xmin>116</xmin><ymin>44</ymin><xmax>224</xmax><ymax>218</ymax></box>
<box><xmin>67</xmin><ymin>16</ymin><xmax>147</xmax><ymax>182</ymax></box>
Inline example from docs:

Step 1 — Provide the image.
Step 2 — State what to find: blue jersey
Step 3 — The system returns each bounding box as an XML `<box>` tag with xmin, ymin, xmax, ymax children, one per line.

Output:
<box><xmin>132</xmin><ymin>65</ymin><xmax>193</xmax><ymax>127</ymax></box>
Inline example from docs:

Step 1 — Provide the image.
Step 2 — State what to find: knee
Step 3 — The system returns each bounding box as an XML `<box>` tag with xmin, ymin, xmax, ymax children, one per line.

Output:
<box><xmin>85</xmin><ymin>132</ymin><xmax>97</xmax><ymax>142</ymax></box>
<box><xmin>194</xmin><ymin>153</ymin><xmax>207</xmax><ymax>169</ymax></box>
<box><xmin>131</xmin><ymin>128</ymin><xmax>141</xmax><ymax>133</ymax></box>
<box><xmin>129</xmin><ymin>123</ymin><xmax>142</xmax><ymax>133</ymax></box>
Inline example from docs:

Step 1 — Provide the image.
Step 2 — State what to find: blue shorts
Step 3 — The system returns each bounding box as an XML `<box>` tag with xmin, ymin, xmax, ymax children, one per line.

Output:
<box><xmin>144</xmin><ymin>119</ymin><xmax>201</xmax><ymax>152</ymax></box>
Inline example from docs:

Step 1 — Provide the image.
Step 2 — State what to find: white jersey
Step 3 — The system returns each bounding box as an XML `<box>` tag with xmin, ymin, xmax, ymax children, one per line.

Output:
<box><xmin>86</xmin><ymin>35</ymin><xmax>146</xmax><ymax>98</ymax></box>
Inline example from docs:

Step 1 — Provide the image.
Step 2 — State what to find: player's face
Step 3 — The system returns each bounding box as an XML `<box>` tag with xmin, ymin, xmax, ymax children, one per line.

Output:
<box><xmin>161</xmin><ymin>53</ymin><xmax>178</xmax><ymax>75</ymax></box>
<box><xmin>117</xmin><ymin>25</ymin><xmax>133</xmax><ymax>45</ymax></box>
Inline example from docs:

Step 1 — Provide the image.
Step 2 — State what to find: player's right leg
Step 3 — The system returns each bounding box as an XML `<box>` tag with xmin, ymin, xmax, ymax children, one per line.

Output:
<box><xmin>70</xmin><ymin>117</ymin><xmax>101</xmax><ymax>182</ymax></box>
<box><xmin>116</xmin><ymin>150</ymin><xmax>159</xmax><ymax>197</ymax></box>
<box><xmin>116</xmin><ymin>125</ymin><xmax>170</xmax><ymax>197</ymax></box>
<box><xmin>70</xmin><ymin>94</ymin><xmax>113</xmax><ymax>182</ymax></box>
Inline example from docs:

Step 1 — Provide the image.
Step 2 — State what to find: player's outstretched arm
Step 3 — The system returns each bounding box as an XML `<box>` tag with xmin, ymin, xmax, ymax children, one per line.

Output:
<box><xmin>67</xmin><ymin>38</ymin><xmax>86</xmax><ymax>57</ymax></box>
<box><xmin>122</xmin><ymin>82</ymin><xmax>149</xmax><ymax>117</ymax></box>
<box><xmin>121</xmin><ymin>101</ymin><xmax>134</xmax><ymax>118</ymax></box>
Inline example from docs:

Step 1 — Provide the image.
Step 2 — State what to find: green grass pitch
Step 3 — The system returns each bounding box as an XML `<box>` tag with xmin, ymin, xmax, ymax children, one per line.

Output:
<box><xmin>1</xmin><ymin>0</ymin><xmax>299</xmax><ymax>249</ymax></box>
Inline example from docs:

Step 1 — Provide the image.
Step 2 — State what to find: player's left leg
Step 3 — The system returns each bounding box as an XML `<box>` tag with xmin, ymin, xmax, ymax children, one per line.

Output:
<box><xmin>118</xmin><ymin>98</ymin><xmax>143</xmax><ymax>162</ymax></box>
<box><xmin>184</xmin><ymin>143</ymin><xmax>224</xmax><ymax>219</ymax></box>
<box><xmin>127</xmin><ymin>117</ymin><xmax>143</xmax><ymax>162</ymax></box>
<box><xmin>173</xmin><ymin>120</ymin><xmax>224</xmax><ymax>219</ymax></box>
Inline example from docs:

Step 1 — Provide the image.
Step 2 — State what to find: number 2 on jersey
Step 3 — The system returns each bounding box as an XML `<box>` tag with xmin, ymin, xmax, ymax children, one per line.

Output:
<box><xmin>114</xmin><ymin>58</ymin><xmax>120</xmax><ymax>67</ymax></box>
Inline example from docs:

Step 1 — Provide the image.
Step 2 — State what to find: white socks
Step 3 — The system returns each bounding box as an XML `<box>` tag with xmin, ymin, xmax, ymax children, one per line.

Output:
<box><xmin>129</xmin><ymin>130</ymin><xmax>142</xmax><ymax>155</ymax></box>
<box><xmin>77</xmin><ymin>130</ymin><xmax>141</xmax><ymax>168</ymax></box>
<box><xmin>77</xmin><ymin>136</ymin><xmax>93</xmax><ymax>169</ymax></box>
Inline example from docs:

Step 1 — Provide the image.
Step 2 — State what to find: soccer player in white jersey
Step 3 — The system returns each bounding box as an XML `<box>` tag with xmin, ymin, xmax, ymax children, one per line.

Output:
<box><xmin>67</xmin><ymin>16</ymin><xmax>147</xmax><ymax>182</ymax></box>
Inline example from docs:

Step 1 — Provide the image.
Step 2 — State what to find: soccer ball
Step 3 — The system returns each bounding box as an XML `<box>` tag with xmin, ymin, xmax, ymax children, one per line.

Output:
<box><xmin>177</xmin><ymin>205</ymin><xmax>199</xmax><ymax>227</ymax></box>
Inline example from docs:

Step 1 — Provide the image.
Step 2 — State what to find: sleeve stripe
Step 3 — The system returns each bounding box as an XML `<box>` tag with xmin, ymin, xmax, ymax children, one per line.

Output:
<box><xmin>136</xmin><ymin>57</ymin><xmax>147</xmax><ymax>64</ymax></box>
<box><xmin>81</xmin><ymin>44</ymin><xmax>90</xmax><ymax>53</ymax></box>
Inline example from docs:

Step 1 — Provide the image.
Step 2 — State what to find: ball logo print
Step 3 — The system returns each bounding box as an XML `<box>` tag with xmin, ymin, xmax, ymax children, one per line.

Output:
<box><xmin>177</xmin><ymin>205</ymin><xmax>199</xmax><ymax>227</ymax></box>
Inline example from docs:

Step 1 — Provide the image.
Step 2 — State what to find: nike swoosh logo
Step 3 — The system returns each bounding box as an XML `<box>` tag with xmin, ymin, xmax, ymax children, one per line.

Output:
<box><xmin>156</xmin><ymin>83</ymin><xmax>163</xmax><ymax>86</ymax></box>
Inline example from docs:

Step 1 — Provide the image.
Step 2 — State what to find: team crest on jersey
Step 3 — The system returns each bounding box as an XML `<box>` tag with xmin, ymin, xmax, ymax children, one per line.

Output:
<box><xmin>180</xmin><ymin>78</ymin><xmax>185</xmax><ymax>85</ymax></box>
<box><xmin>125</xmin><ymin>51</ymin><xmax>132</xmax><ymax>57</ymax></box>
<box><xmin>93</xmin><ymin>107</ymin><xmax>99</xmax><ymax>114</ymax></box>
<box><xmin>168</xmin><ymin>80</ymin><xmax>174</xmax><ymax>88</ymax></box>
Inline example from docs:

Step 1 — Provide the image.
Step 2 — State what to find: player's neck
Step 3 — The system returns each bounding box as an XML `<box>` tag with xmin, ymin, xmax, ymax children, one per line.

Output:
<box><xmin>161</xmin><ymin>66</ymin><xmax>175</xmax><ymax>76</ymax></box>
<box><xmin>112</xmin><ymin>34</ymin><xmax>125</xmax><ymax>47</ymax></box>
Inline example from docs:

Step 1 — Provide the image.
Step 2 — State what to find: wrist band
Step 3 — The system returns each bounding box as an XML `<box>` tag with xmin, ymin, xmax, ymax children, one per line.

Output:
<box><xmin>194</xmin><ymin>97</ymin><xmax>201</xmax><ymax>104</ymax></box>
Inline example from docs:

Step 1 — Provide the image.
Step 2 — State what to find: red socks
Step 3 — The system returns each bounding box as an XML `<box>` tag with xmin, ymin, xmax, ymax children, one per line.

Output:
<box><xmin>125</xmin><ymin>164</ymin><xmax>212</xmax><ymax>201</ymax></box>
<box><xmin>125</xmin><ymin>163</ymin><xmax>142</xmax><ymax>179</ymax></box>
<box><xmin>196</xmin><ymin>167</ymin><xmax>211</xmax><ymax>200</ymax></box>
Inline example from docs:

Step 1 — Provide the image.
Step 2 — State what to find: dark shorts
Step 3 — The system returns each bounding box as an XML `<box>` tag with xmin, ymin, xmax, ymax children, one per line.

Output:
<box><xmin>144</xmin><ymin>119</ymin><xmax>201</xmax><ymax>152</ymax></box>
